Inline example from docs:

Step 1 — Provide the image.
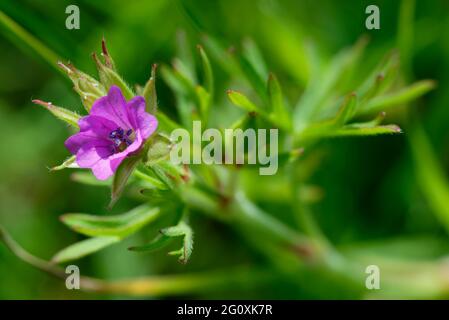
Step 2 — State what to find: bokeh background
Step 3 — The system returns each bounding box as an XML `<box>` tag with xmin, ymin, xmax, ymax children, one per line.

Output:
<box><xmin>1</xmin><ymin>0</ymin><xmax>449</xmax><ymax>299</ymax></box>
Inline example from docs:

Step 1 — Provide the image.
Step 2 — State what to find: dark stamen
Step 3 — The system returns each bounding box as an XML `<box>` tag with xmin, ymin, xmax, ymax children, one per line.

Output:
<box><xmin>108</xmin><ymin>127</ymin><xmax>134</xmax><ymax>153</ymax></box>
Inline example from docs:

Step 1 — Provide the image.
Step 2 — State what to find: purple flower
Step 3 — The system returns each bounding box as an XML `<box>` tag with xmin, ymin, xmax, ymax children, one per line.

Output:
<box><xmin>65</xmin><ymin>86</ymin><xmax>158</xmax><ymax>180</ymax></box>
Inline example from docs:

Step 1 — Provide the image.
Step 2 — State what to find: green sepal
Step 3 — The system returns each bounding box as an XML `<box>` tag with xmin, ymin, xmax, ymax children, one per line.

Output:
<box><xmin>33</xmin><ymin>99</ymin><xmax>81</xmax><ymax>128</ymax></box>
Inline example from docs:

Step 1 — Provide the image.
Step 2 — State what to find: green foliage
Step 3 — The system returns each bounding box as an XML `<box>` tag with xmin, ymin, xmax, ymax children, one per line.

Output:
<box><xmin>130</xmin><ymin>220</ymin><xmax>194</xmax><ymax>264</ymax></box>
<box><xmin>52</xmin><ymin>236</ymin><xmax>120</xmax><ymax>264</ymax></box>
<box><xmin>142</xmin><ymin>64</ymin><xmax>158</xmax><ymax>114</ymax></box>
<box><xmin>61</xmin><ymin>205</ymin><xmax>160</xmax><ymax>238</ymax></box>
<box><xmin>110</xmin><ymin>155</ymin><xmax>142</xmax><ymax>208</ymax></box>
<box><xmin>1</xmin><ymin>0</ymin><xmax>448</xmax><ymax>300</ymax></box>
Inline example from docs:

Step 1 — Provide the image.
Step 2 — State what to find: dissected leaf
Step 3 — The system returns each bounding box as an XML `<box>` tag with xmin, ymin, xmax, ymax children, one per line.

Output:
<box><xmin>162</xmin><ymin>222</ymin><xmax>194</xmax><ymax>264</ymax></box>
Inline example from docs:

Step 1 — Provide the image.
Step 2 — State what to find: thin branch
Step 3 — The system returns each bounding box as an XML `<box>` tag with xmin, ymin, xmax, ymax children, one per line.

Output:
<box><xmin>0</xmin><ymin>225</ymin><xmax>274</xmax><ymax>297</ymax></box>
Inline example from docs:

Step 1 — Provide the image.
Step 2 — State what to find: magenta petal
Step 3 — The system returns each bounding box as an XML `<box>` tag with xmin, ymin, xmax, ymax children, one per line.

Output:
<box><xmin>65</xmin><ymin>133</ymin><xmax>110</xmax><ymax>155</ymax></box>
<box><xmin>63</xmin><ymin>85</ymin><xmax>158</xmax><ymax>181</ymax></box>
<box><xmin>91</xmin><ymin>159</ymin><xmax>116</xmax><ymax>180</ymax></box>
<box><xmin>76</xmin><ymin>145</ymin><xmax>113</xmax><ymax>168</ymax></box>
<box><xmin>127</xmin><ymin>96</ymin><xmax>158</xmax><ymax>139</ymax></box>
<box><xmin>126</xmin><ymin>96</ymin><xmax>146</xmax><ymax>129</ymax></box>
<box><xmin>137</xmin><ymin>112</ymin><xmax>158</xmax><ymax>139</ymax></box>
<box><xmin>85</xmin><ymin>131</ymin><xmax>143</xmax><ymax>180</ymax></box>
<box><xmin>78</xmin><ymin>115</ymin><xmax>118</xmax><ymax>136</ymax></box>
<box><xmin>64</xmin><ymin>115</ymin><xmax>117</xmax><ymax>154</ymax></box>
<box><xmin>90</xmin><ymin>86</ymin><xmax>132</xmax><ymax>129</ymax></box>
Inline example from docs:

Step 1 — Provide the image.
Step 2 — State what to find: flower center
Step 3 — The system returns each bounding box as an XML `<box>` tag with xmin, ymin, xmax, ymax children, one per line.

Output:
<box><xmin>109</xmin><ymin>127</ymin><xmax>134</xmax><ymax>152</ymax></box>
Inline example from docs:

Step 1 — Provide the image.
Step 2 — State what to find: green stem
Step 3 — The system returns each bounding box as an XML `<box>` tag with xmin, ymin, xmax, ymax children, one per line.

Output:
<box><xmin>397</xmin><ymin>0</ymin><xmax>416</xmax><ymax>80</ymax></box>
<box><xmin>0</xmin><ymin>225</ymin><xmax>276</xmax><ymax>297</ymax></box>
<box><xmin>0</xmin><ymin>10</ymin><xmax>62</xmax><ymax>74</ymax></box>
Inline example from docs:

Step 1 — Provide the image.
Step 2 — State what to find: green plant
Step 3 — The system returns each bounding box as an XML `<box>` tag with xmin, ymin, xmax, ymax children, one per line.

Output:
<box><xmin>1</xmin><ymin>1</ymin><xmax>449</xmax><ymax>299</ymax></box>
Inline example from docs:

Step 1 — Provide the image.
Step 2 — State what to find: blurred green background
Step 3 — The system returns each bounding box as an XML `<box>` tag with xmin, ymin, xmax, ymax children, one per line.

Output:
<box><xmin>0</xmin><ymin>0</ymin><xmax>449</xmax><ymax>299</ymax></box>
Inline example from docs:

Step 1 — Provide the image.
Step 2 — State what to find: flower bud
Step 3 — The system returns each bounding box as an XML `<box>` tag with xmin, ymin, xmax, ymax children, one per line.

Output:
<box><xmin>57</xmin><ymin>61</ymin><xmax>106</xmax><ymax>111</ymax></box>
<box><xmin>92</xmin><ymin>38</ymin><xmax>134</xmax><ymax>100</ymax></box>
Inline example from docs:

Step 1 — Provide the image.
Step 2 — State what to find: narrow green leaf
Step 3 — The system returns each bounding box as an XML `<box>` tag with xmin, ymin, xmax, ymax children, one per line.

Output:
<box><xmin>202</xmin><ymin>35</ymin><xmax>241</xmax><ymax>76</ymax></box>
<box><xmin>148</xmin><ymin>162</ymin><xmax>185</xmax><ymax>190</ymax></box>
<box><xmin>227</xmin><ymin>90</ymin><xmax>259</xmax><ymax>113</ymax></box>
<box><xmin>32</xmin><ymin>100</ymin><xmax>81</xmax><ymax>128</ymax></box>
<box><xmin>229</xmin><ymin>112</ymin><xmax>255</xmax><ymax>130</ymax></box>
<box><xmin>110</xmin><ymin>155</ymin><xmax>142</xmax><ymax>208</ymax></box>
<box><xmin>128</xmin><ymin>234</ymin><xmax>172</xmax><ymax>252</ymax></box>
<box><xmin>239</xmin><ymin>55</ymin><xmax>269</xmax><ymax>103</ymax></box>
<box><xmin>242</xmin><ymin>38</ymin><xmax>268</xmax><ymax>83</ymax></box>
<box><xmin>52</xmin><ymin>236</ymin><xmax>119</xmax><ymax>264</ymax></box>
<box><xmin>155</xmin><ymin>110</ymin><xmax>182</xmax><ymax>132</ymax></box>
<box><xmin>349</xmin><ymin>112</ymin><xmax>386</xmax><ymax>128</ymax></box>
<box><xmin>133</xmin><ymin>169</ymin><xmax>167</xmax><ymax>190</ymax></box>
<box><xmin>176</xmin><ymin>31</ymin><xmax>196</xmax><ymax>82</ymax></box>
<box><xmin>293</xmin><ymin>37</ymin><xmax>368</xmax><ymax>132</ymax></box>
<box><xmin>139</xmin><ymin>188</ymin><xmax>173</xmax><ymax>200</ymax></box>
<box><xmin>196</xmin><ymin>85</ymin><xmax>211</xmax><ymax>122</ymax></box>
<box><xmin>61</xmin><ymin>205</ymin><xmax>160</xmax><ymax>238</ymax></box>
<box><xmin>333</xmin><ymin>124</ymin><xmax>402</xmax><ymax>137</ymax></box>
<box><xmin>161</xmin><ymin>64</ymin><xmax>197</xmax><ymax>100</ymax></box>
<box><xmin>359</xmin><ymin>80</ymin><xmax>436</xmax><ymax>115</ymax></box>
<box><xmin>409</xmin><ymin>124</ymin><xmax>449</xmax><ymax>232</ymax></box>
<box><xmin>197</xmin><ymin>45</ymin><xmax>214</xmax><ymax>98</ymax></box>
<box><xmin>298</xmin><ymin>93</ymin><xmax>358</xmax><ymax>141</ymax></box>
<box><xmin>357</xmin><ymin>51</ymin><xmax>399</xmax><ymax>96</ymax></box>
<box><xmin>335</xmin><ymin>93</ymin><xmax>358</xmax><ymax>125</ymax></box>
<box><xmin>142</xmin><ymin>64</ymin><xmax>158</xmax><ymax>114</ymax></box>
<box><xmin>268</xmin><ymin>73</ymin><xmax>291</xmax><ymax>130</ymax></box>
